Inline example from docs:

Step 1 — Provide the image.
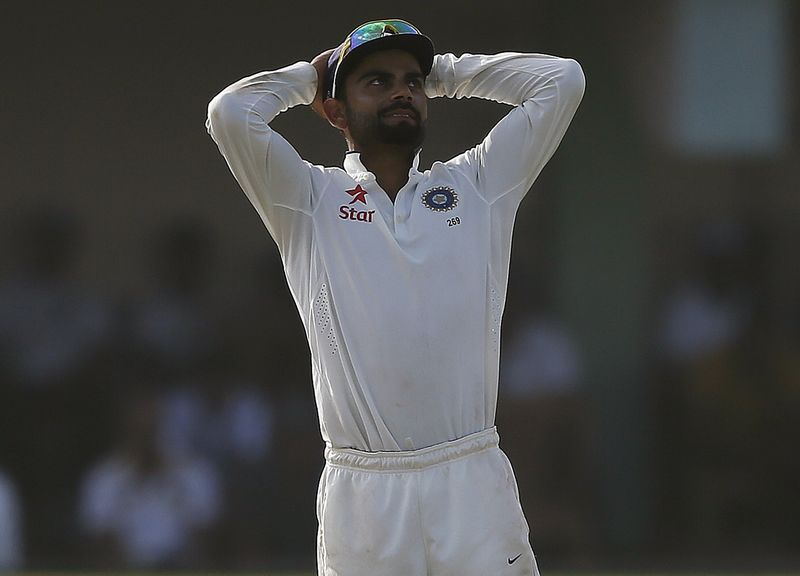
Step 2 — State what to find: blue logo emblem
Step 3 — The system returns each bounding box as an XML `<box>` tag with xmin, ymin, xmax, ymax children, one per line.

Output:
<box><xmin>422</xmin><ymin>186</ymin><xmax>458</xmax><ymax>212</ymax></box>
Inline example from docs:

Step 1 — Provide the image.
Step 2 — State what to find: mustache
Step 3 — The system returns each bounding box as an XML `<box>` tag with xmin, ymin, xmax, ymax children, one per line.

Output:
<box><xmin>379</xmin><ymin>102</ymin><xmax>420</xmax><ymax>120</ymax></box>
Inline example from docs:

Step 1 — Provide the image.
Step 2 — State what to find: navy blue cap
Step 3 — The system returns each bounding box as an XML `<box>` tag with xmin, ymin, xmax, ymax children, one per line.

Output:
<box><xmin>324</xmin><ymin>19</ymin><xmax>434</xmax><ymax>99</ymax></box>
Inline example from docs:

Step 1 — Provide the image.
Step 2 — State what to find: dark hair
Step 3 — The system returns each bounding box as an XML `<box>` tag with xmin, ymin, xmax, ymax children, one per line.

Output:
<box><xmin>333</xmin><ymin>78</ymin><xmax>348</xmax><ymax>101</ymax></box>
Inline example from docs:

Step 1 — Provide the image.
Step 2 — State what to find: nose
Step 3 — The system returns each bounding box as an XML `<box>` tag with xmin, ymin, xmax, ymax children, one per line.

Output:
<box><xmin>391</xmin><ymin>80</ymin><xmax>413</xmax><ymax>101</ymax></box>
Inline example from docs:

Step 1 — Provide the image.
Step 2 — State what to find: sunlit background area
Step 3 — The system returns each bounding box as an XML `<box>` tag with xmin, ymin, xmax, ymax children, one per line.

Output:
<box><xmin>1</xmin><ymin>0</ymin><xmax>798</xmax><ymax>573</ymax></box>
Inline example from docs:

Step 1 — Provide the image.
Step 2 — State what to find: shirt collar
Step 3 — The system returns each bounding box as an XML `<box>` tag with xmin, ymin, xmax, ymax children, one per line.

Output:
<box><xmin>343</xmin><ymin>150</ymin><xmax>422</xmax><ymax>180</ymax></box>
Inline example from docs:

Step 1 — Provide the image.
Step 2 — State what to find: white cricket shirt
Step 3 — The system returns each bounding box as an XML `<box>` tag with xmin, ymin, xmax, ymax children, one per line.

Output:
<box><xmin>207</xmin><ymin>52</ymin><xmax>584</xmax><ymax>452</ymax></box>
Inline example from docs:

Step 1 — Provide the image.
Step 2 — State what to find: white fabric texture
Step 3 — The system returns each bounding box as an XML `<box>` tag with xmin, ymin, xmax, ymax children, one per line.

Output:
<box><xmin>317</xmin><ymin>429</ymin><xmax>539</xmax><ymax>576</ymax></box>
<box><xmin>206</xmin><ymin>52</ymin><xmax>584</xmax><ymax>452</ymax></box>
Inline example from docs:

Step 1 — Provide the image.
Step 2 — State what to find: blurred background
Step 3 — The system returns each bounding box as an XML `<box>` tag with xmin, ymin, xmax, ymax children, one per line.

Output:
<box><xmin>1</xmin><ymin>0</ymin><xmax>798</xmax><ymax>572</ymax></box>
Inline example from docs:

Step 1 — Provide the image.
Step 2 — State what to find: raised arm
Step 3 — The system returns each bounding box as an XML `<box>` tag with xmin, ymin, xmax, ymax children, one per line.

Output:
<box><xmin>205</xmin><ymin>58</ymin><xmax>323</xmax><ymax>246</ymax></box>
<box><xmin>426</xmin><ymin>52</ymin><xmax>585</xmax><ymax>204</ymax></box>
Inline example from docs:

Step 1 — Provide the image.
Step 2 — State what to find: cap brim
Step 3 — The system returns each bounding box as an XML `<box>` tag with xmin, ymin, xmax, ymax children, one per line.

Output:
<box><xmin>326</xmin><ymin>34</ymin><xmax>434</xmax><ymax>99</ymax></box>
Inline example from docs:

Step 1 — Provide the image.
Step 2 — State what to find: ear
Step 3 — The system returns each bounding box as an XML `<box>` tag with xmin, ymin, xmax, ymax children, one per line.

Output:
<box><xmin>322</xmin><ymin>98</ymin><xmax>348</xmax><ymax>131</ymax></box>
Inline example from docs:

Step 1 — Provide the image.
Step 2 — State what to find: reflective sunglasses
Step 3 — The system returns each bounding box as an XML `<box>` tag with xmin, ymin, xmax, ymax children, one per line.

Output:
<box><xmin>347</xmin><ymin>19</ymin><xmax>422</xmax><ymax>49</ymax></box>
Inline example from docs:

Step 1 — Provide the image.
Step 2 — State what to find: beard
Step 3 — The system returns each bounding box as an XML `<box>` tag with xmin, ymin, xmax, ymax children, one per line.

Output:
<box><xmin>345</xmin><ymin>102</ymin><xmax>426</xmax><ymax>149</ymax></box>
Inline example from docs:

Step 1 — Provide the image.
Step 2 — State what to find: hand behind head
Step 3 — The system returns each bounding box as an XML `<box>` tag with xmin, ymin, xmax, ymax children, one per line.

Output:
<box><xmin>311</xmin><ymin>48</ymin><xmax>337</xmax><ymax>120</ymax></box>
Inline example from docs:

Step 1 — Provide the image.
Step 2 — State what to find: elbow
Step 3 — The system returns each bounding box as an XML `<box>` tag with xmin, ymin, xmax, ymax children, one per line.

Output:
<box><xmin>206</xmin><ymin>89</ymin><xmax>241</xmax><ymax>135</ymax></box>
<box><xmin>559</xmin><ymin>58</ymin><xmax>586</xmax><ymax>103</ymax></box>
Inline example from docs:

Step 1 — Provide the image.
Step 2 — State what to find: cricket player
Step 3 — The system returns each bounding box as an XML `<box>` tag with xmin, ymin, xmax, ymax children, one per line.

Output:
<box><xmin>207</xmin><ymin>18</ymin><xmax>584</xmax><ymax>576</ymax></box>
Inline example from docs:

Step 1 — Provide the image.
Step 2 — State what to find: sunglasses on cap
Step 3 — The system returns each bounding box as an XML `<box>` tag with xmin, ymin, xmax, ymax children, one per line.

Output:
<box><xmin>348</xmin><ymin>19</ymin><xmax>422</xmax><ymax>47</ymax></box>
<box><xmin>326</xmin><ymin>19</ymin><xmax>434</xmax><ymax>99</ymax></box>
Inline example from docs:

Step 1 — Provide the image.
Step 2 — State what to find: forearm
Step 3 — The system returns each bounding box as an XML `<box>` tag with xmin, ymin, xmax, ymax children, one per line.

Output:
<box><xmin>205</xmin><ymin>62</ymin><xmax>319</xmax><ymax>239</ymax></box>
<box><xmin>206</xmin><ymin>61</ymin><xmax>318</xmax><ymax>143</ymax></box>
<box><xmin>431</xmin><ymin>52</ymin><xmax>585</xmax><ymax>206</ymax></box>
<box><xmin>425</xmin><ymin>52</ymin><xmax>584</xmax><ymax>109</ymax></box>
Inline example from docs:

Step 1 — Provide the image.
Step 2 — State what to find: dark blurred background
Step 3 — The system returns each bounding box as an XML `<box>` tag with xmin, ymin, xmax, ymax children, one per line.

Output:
<box><xmin>1</xmin><ymin>0</ymin><xmax>798</xmax><ymax>572</ymax></box>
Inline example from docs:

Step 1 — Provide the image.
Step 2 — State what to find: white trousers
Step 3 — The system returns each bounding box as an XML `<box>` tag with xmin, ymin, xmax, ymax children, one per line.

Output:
<box><xmin>316</xmin><ymin>427</ymin><xmax>539</xmax><ymax>576</ymax></box>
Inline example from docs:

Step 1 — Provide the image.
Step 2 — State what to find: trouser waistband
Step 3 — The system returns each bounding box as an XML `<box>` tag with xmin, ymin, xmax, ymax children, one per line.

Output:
<box><xmin>324</xmin><ymin>427</ymin><xmax>499</xmax><ymax>472</ymax></box>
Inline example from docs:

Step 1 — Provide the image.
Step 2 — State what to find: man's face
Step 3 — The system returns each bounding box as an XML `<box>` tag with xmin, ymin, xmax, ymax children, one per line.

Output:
<box><xmin>339</xmin><ymin>49</ymin><xmax>428</xmax><ymax>150</ymax></box>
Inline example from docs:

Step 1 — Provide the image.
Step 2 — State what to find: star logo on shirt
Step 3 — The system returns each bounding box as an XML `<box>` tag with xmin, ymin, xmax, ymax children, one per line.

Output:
<box><xmin>346</xmin><ymin>185</ymin><xmax>368</xmax><ymax>205</ymax></box>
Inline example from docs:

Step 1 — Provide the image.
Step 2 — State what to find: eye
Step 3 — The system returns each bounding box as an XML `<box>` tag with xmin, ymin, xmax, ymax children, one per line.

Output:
<box><xmin>368</xmin><ymin>77</ymin><xmax>385</xmax><ymax>86</ymax></box>
<box><xmin>408</xmin><ymin>78</ymin><xmax>423</xmax><ymax>88</ymax></box>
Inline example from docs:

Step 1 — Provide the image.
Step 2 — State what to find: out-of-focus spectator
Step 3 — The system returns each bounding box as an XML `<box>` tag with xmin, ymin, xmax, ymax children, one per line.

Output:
<box><xmin>0</xmin><ymin>209</ymin><xmax>112</xmax><ymax>388</ymax></box>
<box><xmin>158</xmin><ymin>371</ymin><xmax>276</xmax><ymax>568</ymax></box>
<box><xmin>78</xmin><ymin>388</ymin><xmax>221</xmax><ymax>570</ymax></box>
<box><xmin>214</xmin><ymin>249</ymin><xmax>319</xmax><ymax>560</ymax></box>
<box><xmin>221</xmin><ymin>248</ymin><xmax>310</xmax><ymax>395</ymax></box>
<box><xmin>159</xmin><ymin>375</ymin><xmax>274</xmax><ymax>464</ymax></box>
<box><xmin>0</xmin><ymin>470</ymin><xmax>22</xmax><ymax>571</ymax></box>
<box><xmin>653</xmin><ymin>217</ymin><xmax>767</xmax><ymax>551</ymax></box>
<box><xmin>0</xmin><ymin>208</ymin><xmax>115</xmax><ymax>561</ymax></box>
<box><xmin>125</xmin><ymin>218</ymin><xmax>219</xmax><ymax>378</ymax></box>
<box><xmin>502</xmin><ymin>316</ymin><xmax>583</xmax><ymax>397</ymax></box>
<box><xmin>658</xmin><ymin>219</ymin><xmax>753</xmax><ymax>364</ymax></box>
<box><xmin>499</xmin><ymin>312</ymin><xmax>595</xmax><ymax>562</ymax></box>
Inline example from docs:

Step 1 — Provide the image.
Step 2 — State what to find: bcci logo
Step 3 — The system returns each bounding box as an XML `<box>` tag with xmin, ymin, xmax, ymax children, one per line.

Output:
<box><xmin>421</xmin><ymin>186</ymin><xmax>458</xmax><ymax>212</ymax></box>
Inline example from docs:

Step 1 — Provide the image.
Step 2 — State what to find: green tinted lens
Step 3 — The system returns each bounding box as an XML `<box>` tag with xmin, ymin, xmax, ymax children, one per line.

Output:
<box><xmin>348</xmin><ymin>19</ymin><xmax>420</xmax><ymax>49</ymax></box>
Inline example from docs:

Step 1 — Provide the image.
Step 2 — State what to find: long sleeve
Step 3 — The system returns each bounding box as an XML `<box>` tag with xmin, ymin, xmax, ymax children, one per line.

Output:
<box><xmin>206</xmin><ymin>61</ymin><xmax>319</xmax><ymax>248</ymax></box>
<box><xmin>426</xmin><ymin>52</ymin><xmax>585</xmax><ymax>205</ymax></box>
